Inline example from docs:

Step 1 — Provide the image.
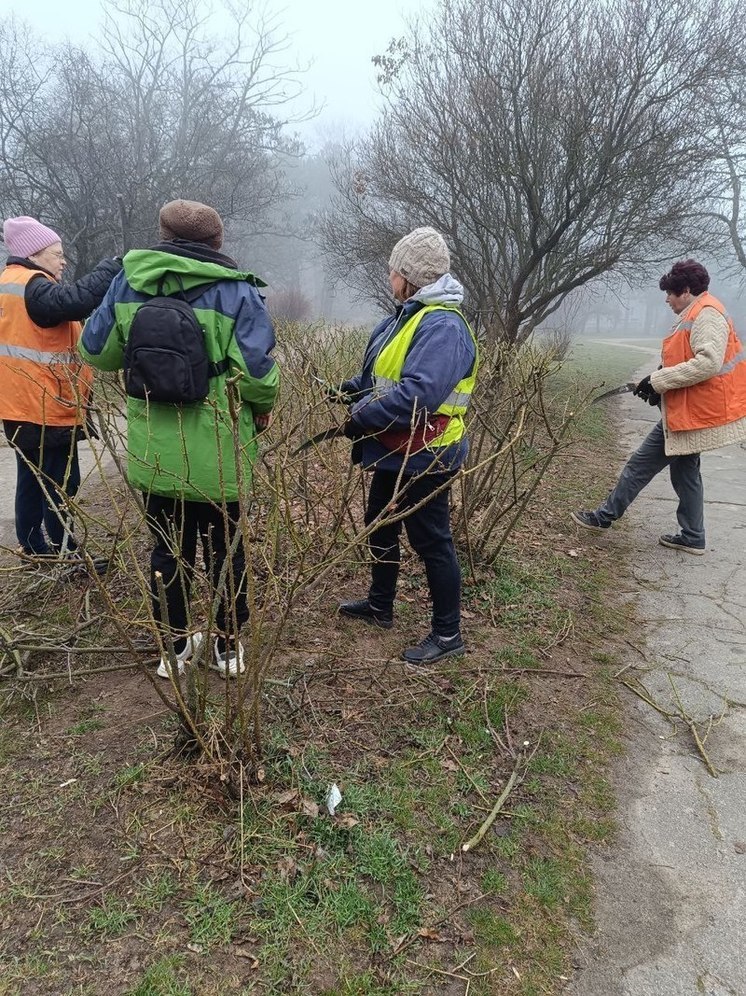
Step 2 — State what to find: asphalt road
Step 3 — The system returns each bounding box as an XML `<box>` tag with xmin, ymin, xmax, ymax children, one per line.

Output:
<box><xmin>569</xmin><ymin>358</ymin><xmax>746</xmax><ymax>996</ymax></box>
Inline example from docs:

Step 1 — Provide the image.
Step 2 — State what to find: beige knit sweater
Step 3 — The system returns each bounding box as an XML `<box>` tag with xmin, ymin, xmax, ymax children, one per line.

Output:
<box><xmin>650</xmin><ymin>300</ymin><xmax>746</xmax><ymax>456</ymax></box>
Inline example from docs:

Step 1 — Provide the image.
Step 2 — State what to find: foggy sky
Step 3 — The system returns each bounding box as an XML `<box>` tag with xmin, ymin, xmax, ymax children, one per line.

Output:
<box><xmin>7</xmin><ymin>0</ymin><xmax>425</xmax><ymax>147</ymax></box>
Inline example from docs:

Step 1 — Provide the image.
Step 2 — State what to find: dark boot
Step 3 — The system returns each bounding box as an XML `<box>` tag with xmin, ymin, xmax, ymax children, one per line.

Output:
<box><xmin>338</xmin><ymin>598</ymin><xmax>394</xmax><ymax>629</ymax></box>
<box><xmin>402</xmin><ymin>631</ymin><xmax>465</xmax><ymax>666</ymax></box>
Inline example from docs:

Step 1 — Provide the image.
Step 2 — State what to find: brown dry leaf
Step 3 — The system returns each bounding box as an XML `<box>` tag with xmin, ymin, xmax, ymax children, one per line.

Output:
<box><xmin>234</xmin><ymin>946</ymin><xmax>260</xmax><ymax>968</ymax></box>
<box><xmin>440</xmin><ymin>758</ymin><xmax>459</xmax><ymax>772</ymax></box>
<box><xmin>336</xmin><ymin>814</ymin><xmax>360</xmax><ymax>829</ymax></box>
<box><xmin>277</xmin><ymin>856</ymin><xmax>297</xmax><ymax>881</ymax></box>
<box><xmin>275</xmin><ymin>788</ymin><xmax>299</xmax><ymax>806</ymax></box>
<box><xmin>461</xmin><ymin>609</ymin><xmax>476</xmax><ymax>619</ymax></box>
<box><xmin>300</xmin><ymin>797</ymin><xmax>320</xmax><ymax>818</ymax></box>
<box><xmin>391</xmin><ymin>933</ymin><xmax>408</xmax><ymax>954</ymax></box>
<box><xmin>417</xmin><ymin>927</ymin><xmax>442</xmax><ymax>941</ymax></box>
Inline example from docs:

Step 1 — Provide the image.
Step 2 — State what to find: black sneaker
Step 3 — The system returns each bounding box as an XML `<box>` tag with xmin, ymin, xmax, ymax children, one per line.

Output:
<box><xmin>338</xmin><ymin>598</ymin><xmax>394</xmax><ymax>629</ymax></box>
<box><xmin>402</xmin><ymin>632</ymin><xmax>465</xmax><ymax>666</ymax></box>
<box><xmin>658</xmin><ymin>534</ymin><xmax>705</xmax><ymax>556</ymax></box>
<box><xmin>571</xmin><ymin>510</ymin><xmax>610</xmax><ymax>532</ymax></box>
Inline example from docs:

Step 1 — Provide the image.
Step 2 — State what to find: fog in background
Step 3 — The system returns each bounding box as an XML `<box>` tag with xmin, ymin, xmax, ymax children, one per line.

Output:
<box><xmin>4</xmin><ymin>0</ymin><xmax>746</xmax><ymax>337</ymax></box>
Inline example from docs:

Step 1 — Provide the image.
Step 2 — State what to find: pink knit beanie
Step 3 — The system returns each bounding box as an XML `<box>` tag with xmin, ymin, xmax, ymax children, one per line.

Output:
<box><xmin>2</xmin><ymin>216</ymin><xmax>61</xmax><ymax>258</ymax></box>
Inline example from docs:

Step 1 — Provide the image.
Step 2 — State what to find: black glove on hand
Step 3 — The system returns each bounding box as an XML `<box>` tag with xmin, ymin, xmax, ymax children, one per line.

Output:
<box><xmin>343</xmin><ymin>417</ymin><xmax>366</xmax><ymax>441</ymax></box>
<box><xmin>326</xmin><ymin>383</ymin><xmax>352</xmax><ymax>405</ymax></box>
<box><xmin>634</xmin><ymin>374</ymin><xmax>661</xmax><ymax>407</ymax></box>
<box><xmin>633</xmin><ymin>374</ymin><xmax>653</xmax><ymax>400</ymax></box>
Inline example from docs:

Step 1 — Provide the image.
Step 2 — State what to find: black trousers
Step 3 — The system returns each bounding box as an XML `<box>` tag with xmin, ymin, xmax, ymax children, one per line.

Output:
<box><xmin>365</xmin><ymin>470</ymin><xmax>461</xmax><ymax>636</ymax></box>
<box><xmin>14</xmin><ymin>443</ymin><xmax>81</xmax><ymax>555</ymax></box>
<box><xmin>143</xmin><ymin>494</ymin><xmax>249</xmax><ymax>644</ymax></box>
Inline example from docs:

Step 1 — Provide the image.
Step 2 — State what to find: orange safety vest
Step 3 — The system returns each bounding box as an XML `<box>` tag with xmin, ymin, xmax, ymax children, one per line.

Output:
<box><xmin>661</xmin><ymin>292</ymin><xmax>746</xmax><ymax>432</ymax></box>
<box><xmin>0</xmin><ymin>264</ymin><xmax>92</xmax><ymax>426</ymax></box>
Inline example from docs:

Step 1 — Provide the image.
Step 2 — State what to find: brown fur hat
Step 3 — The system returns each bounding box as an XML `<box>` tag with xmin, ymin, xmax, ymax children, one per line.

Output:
<box><xmin>158</xmin><ymin>199</ymin><xmax>224</xmax><ymax>250</ymax></box>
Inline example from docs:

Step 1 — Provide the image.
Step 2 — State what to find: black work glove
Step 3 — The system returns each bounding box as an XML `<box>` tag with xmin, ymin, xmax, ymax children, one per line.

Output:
<box><xmin>633</xmin><ymin>374</ymin><xmax>661</xmax><ymax>407</ymax></box>
<box><xmin>343</xmin><ymin>416</ymin><xmax>366</xmax><ymax>441</ymax></box>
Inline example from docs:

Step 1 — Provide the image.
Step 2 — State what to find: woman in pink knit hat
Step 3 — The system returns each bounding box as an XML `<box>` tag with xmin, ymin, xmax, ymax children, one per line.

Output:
<box><xmin>0</xmin><ymin>216</ymin><xmax>121</xmax><ymax>561</ymax></box>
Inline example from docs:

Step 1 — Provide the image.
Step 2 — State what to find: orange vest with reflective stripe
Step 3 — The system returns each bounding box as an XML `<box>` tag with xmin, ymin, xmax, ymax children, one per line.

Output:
<box><xmin>0</xmin><ymin>264</ymin><xmax>91</xmax><ymax>426</ymax></box>
<box><xmin>661</xmin><ymin>292</ymin><xmax>746</xmax><ymax>432</ymax></box>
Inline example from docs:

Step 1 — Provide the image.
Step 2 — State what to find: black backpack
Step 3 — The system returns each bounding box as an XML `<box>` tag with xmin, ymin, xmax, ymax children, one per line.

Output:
<box><xmin>124</xmin><ymin>277</ymin><xmax>229</xmax><ymax>404</ymax></box>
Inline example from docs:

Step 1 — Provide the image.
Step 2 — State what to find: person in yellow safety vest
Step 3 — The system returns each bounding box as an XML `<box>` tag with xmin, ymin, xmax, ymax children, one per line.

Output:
<box><xmin>0</xmin><ymin>216</ymin><xmax>121</xmax><ymax>559</ymax></box>
<box><xmin>572</xmin><ymin>259</ymin><xmax>746</xmax><ymax>553</ymax></box>
<box><xmin>337</xmin><ymin>227</ymin><xmax>479</xmax><ymax>664</ymax></box>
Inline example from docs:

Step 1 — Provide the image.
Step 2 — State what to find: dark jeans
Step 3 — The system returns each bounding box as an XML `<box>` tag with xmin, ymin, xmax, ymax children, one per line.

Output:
<box><xmin>143</xmin><ymin>494</ymin><xmax>249</xmax><ymax>646</ymax></box>
<box><xmin>597</xmin><ymin>421</ymin><xmax>705</xmax><ymax>545</ymax></box>
<box><xmin>14</xmin><ymin>443</ymin><xmax>81</xmax><ymax>555</ymax></box>
<box><xmin>365</xmin><ymin>469</ymin><xmax>461</xmax><ymax>636</ymax></box>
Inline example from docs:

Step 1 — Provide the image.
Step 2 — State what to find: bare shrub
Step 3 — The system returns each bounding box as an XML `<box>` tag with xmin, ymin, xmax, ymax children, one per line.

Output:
<box><xmin>0</xmin><ymin>322</ymin><xmax>595</xmax><ymax>793</ymax></box>
<box><xmin>266</xmin><ymin>288</ymin><xmax>313</xmax><ymax>323</ymax></box>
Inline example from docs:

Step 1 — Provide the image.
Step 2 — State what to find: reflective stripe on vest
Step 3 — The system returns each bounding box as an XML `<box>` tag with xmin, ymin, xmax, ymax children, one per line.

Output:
<box><xmin>0</xmin><ymin>264</ymin><xmax>90</xmax><ymax>425</ymax></box>
<box><xmin>718</xmin><ymin>347</ymin><xmax>746</xmax><ymax>377</ymax></box>
<box><xmin>0</xmin><ymin>282</ymin><xmax>29</xmax><ymax>297</ymax></box>
<box><xmin>373</xmin><ymin>372</ymin><xmax>472</xmax><ymax>409</ymax></box>
<box><xmin>661</xmin><ymin>292</ymin><xmax>746</xmax><ymax>431</ymax></box>
<box><xmin>0</xmin><ymin>343</ymin><xmax>78</xmax><ymax>364</ymax></box>
<box><xmin>372</xmin><ymin>303</ymin><xmax>478</xmax><ymax>448</ymax></box>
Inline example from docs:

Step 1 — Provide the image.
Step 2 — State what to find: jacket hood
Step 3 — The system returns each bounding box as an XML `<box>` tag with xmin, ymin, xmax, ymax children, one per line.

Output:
<box><xmin>412</xmin><ymin>273</ymin><xmax>464</xmax><ymax>306</ymax></box>
<box><xmin>123</xmin><ymin>241</ymin><xmax>266</xmax><ymax>296</ymax></box>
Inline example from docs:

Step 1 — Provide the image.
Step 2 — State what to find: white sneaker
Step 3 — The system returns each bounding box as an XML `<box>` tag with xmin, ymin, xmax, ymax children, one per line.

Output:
<box><xmin>156</xmin><ymin>632</ymin><xmax>204</xmax><ymax>679</ymax></box>
<box><xmin>212</xmin><ymin>638</ymin><xmax>245</xmax><ymax>679</ymax></box>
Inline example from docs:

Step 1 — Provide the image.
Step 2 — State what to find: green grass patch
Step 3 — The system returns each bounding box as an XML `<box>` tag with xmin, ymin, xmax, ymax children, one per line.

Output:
<box><xmin>66</xmin><ymin>717</ymin><xmax>105</xmax><ymax>736</ymax></box>
<box><xmin>467</xmin><ymin>906</ymin><xmax>519</xmax><ymax>947</ymax></box>
<box><xmin>183</xmin><ymin>884</ymin><xmax>237</xmax><ymax>948</ymax></box>
<box><xmin>125</xmin><ymin>955</ymin><xmax>193</xmax><ymax>996</ymax></box>
<box><xmin>113</xmin><ymin>762</ymin><xmax>149</xmax><ymax>792</ymax></box>
<box><xmin>85</xmin><ymin>895</ymin><xmax>139</xmax><ymax>937</ymax></box>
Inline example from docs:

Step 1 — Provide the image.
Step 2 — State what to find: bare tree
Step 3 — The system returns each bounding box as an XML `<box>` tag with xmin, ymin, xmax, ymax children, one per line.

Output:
<box><xmin>691</xmin><ymin>80</ymin><xmax>746</xmax><ymax>277</ymax></box>
<box><xmin>0</xmin><ymin>0</ymin><xmax>306</xmax><ymax>274</ymax></box>
<box><xmin>322</xmin><ymin>0</ymin><xmax>746</xmax><ymax>343</ymax></box>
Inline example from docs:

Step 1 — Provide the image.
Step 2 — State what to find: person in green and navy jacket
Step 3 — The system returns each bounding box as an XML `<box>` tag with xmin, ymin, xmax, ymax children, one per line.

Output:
<box><xmin>79</xmin><ymin>199</ymin><xmax>279</xmax><ymax>680</ymax></box>
<box><xmin>338</xmin><ymin>227</ymin><xmax>478</xmax><ymax>665</ymax></box>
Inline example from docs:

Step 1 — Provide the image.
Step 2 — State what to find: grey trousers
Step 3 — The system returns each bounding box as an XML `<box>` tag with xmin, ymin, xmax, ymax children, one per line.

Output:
<box><xmin>596</xmin><ymin>421</ymin><xmax>705</xmax><ymax>546</ymax></box>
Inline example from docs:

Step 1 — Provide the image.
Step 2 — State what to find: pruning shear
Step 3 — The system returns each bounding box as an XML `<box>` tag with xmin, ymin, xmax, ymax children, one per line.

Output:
<box><xmin>307</xmin><ymin>372</ymin><xmax>350</xmax><ymax>403</ymax></box>
<box><xmin>590</xmin><ymin>382</ymin><xmax>638</xmax><ymax>405</ymax></box>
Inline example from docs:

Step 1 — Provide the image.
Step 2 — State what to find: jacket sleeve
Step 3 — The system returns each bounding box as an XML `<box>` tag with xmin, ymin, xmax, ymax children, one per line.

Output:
<box><xmin>340</xmin><ymin>374</ymin><xmax>363</xmax><ymax>396</ymax></box>
<box><xmin>651</xmin><ymin>308</ymin><xmax>729</xmax><ymax>393</ymax></box>
<box><xmin>25</xmin><ymin>258</ymin><xmax>123</xmax><ymax>328</ymax></box>
<box><xmin>77</xmin><ymin>272</ymin><xmax>127</xmax><ymax>371</ymax></box>
<box><xmin>228</xmin><ymin>286</ymin><xmax>280</xmax><ymax>413</ymax></box>
<box><xmin>350</xmin><ymin>312</ymin><xmax>475</xmax><ymax>431</ymax></box>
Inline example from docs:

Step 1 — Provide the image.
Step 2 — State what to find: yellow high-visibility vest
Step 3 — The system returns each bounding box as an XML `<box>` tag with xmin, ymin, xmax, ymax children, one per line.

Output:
<box><xmin>373</xmin><ymin>304</ymin><xmax>478</xmax><ymax>448</ymax></box>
